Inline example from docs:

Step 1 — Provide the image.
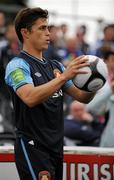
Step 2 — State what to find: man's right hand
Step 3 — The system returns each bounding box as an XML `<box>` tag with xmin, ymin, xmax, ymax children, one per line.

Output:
<box><xmin>61</xmin><ymin>55</ymin><xmax>90</xmax><ymax>81</ymax></box>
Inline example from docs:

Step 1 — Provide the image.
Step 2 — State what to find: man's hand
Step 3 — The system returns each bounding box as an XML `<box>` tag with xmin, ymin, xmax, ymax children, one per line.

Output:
<box><xmin>61</xmin><ymin>55</ymin><xmax>89</xmax><ymax>81</ymax></box>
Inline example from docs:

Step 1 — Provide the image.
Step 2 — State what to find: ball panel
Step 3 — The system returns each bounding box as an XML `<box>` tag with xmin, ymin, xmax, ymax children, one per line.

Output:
<box><xmin>97</xmin><ymin>58</ymin><xmax>108</xmax><ymax>79</ymax></box>
<box><xmin>86</xmin><ymin>55</ymin><xmax>97</xmax><ymax>63</ymax></box>
<box><xmin>87</xmin><ymin>78</ymin><xmax>104</xmax><ymax>92</ymax></box>
<box><xmin>73</xmin><ymin>66</ymin><xmax>92</xmax><ymax>88</ymax></box>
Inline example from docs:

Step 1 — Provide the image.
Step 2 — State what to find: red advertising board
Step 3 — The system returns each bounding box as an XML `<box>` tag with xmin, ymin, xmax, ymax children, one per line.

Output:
<box><xmin>64</xmin><ymin>153</ymin><xmax>114</xmax><ymax>180</ymax></box>
<box><xmin>0</xmin><ymin>146</ymin><xmax>114</xmax><ymax>180</ymax></box>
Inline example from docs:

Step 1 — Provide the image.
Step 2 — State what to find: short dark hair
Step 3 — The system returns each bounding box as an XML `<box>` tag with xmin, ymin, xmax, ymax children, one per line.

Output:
<box><xmin>14</xmin><ymin>7</ymin><xmax>48</xmax><ymax>43</ymax></box>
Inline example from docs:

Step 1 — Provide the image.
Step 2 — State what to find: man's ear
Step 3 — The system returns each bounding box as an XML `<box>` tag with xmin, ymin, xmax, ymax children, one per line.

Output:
<box><xmin>21</xmin><ymin>28</ymin><xmax>30</xmax><ymax>40</ymax></box>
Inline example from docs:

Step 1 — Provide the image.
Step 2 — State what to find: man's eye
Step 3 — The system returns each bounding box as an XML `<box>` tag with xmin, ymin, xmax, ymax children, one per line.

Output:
<box><xmin>39</xmin><ymin>26</ymin><xmax>47</xmax><ymax>30</ymax></box>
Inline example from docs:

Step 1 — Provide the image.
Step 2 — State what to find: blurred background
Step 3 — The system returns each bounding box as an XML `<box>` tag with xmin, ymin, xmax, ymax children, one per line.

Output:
<box><xmin>28</xmin><ymin>0</ymin><xmax>114</xmax><ymax>44</ymax></box>
<box><xmin>0</xmin><ymin>0</ymin><xmax>114</xmax><ymax>148</ymax></box>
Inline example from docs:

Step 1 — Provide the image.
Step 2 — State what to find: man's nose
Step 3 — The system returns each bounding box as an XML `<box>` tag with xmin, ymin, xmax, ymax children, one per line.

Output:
<box><xmin>46</xmin><ymin>28</ymin><xmax>50</xmax><ymax>35</ymax></box>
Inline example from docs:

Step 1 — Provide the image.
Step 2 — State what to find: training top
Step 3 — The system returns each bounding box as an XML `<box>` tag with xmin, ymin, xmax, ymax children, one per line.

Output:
<box><xmin>5</xmin><ymin>51</ymin><xmax>73</xmax><ymax>155</ymax></box>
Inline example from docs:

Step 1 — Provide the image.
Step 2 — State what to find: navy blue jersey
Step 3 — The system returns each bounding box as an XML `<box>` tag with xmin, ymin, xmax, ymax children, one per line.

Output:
<box><xmin>5</xmin><ymin>51</ymin><xmax>73</xmax><ymax>154</ymax></box>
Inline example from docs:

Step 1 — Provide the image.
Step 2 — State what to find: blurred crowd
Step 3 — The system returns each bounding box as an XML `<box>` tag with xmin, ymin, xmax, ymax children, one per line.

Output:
<box><xmin>0</xmin><ymin>10</ymin><xmax>114</xmax><ymax>147</ymax></box>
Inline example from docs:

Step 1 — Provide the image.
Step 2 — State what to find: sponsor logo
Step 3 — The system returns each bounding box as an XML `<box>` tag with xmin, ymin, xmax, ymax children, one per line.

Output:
<box><xmin>28</xmin><ymin>140</ymin><xmax>34</xmax><ymax>146</ymax></box>
<box><xmin>52</xmin><ymin>89</ymin><xmax>63</xmax><ymax>98</ymax></box>
<box><xmin>39</xmin><ymin>171</ymin><xmax>50</xmax><ymax>180</ymax></box>
<box><xmin>35</xmin><ymin>72</ymin><xmax>42</xmax><ymax>77</ymax></box>
<box><xmin>11</xmin><ymin>69</ymin><xmax>25</xmax><ymax>85</ymax></box>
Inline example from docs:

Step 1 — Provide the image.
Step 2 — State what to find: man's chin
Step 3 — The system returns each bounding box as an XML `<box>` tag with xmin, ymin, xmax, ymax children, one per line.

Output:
<box><xmin>43</xmin><ymin>46</ymin><xmax>48</xmax><ymax>50</ymax></box>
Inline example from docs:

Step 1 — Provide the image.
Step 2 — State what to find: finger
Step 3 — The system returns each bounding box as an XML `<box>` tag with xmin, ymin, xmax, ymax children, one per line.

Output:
<box><xmin>76</xmin><ymin>62</ymin><xmax>90</xmax><ymax>68</ymax></box>
<box><xmin>76</xmin><ymin>70</ymin><xmax>89</xmax><ymax>74</ymax></box>
<box><xmin>73</xmin><ymin>57</ymin><xmax>89</xmax><ymax>65</ymax></box>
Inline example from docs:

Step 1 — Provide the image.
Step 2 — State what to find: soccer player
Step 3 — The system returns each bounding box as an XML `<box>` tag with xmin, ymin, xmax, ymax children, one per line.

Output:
<box><xmin>5</xmin><ymin>7</ymin><xmax>96</xmax><ymax>180</ymax></box>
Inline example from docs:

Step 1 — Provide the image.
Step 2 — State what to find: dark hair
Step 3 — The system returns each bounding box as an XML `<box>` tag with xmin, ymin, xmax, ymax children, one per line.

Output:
<box><xmin>14</xmin><ymin>7</ymin><xmax>48</xmax><ymax>43</ymax></box>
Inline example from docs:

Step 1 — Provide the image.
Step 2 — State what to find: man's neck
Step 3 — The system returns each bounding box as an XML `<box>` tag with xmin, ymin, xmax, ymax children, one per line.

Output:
<box><xmin>23</xmin><ymin>46</ymin><xmax>43</xmax><ymax>60</ymax></box>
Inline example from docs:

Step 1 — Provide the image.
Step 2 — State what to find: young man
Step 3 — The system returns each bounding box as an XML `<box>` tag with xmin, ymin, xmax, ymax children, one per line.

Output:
<box><xmin>5</xmin><ymin>7</ymin><xmax>96</xmax><ymax>180</ymax></box>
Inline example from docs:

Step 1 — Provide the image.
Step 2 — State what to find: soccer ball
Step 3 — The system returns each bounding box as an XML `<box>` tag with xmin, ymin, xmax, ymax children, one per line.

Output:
<box><xmin>73</xmin><ymin>55</ymin><xmax>108</xmax><ymax>92</ymax></box>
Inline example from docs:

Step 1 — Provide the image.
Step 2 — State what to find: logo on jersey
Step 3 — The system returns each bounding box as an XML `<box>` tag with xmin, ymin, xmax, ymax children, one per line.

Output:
<box><xmin>52</xmin><ymin>89</ymin><xmax>63</xmax><ymax>98</ymax></box>
<box><xmin>53</xmin><ymin>69</ymin><xmax>61</xmax><ymax>78</ymax></box>
<box><xmin>39</xmin><ymin>171</ymin><xmax>50</xmax><ymax>180</ymax></box>
<box><xmin>11</xmin><ymin>69</ymin><xmax>25</xmax><ymax>85</ymax></box>
<box><xmin>35</xmin><ymin>72</ymin><xmax>42</xmax><ymax>77</ymax></box>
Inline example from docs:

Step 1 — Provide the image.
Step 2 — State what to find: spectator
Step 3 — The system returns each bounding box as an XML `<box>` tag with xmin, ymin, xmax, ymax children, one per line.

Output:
<box><xmin>87</xmin><ymin>45</ymin><xmax>114</xmax><ymax>119</ymax></box>
<box><xmin>61</xmin><ymin>37</ymin><xmax>78</xmax><ymax>67</ymax></box>
<box><xmin>95</xmin><ymin>24</ymin><xmax>114</xmax><ymax>57</ymax></box>
<box><xmin>99</xmin><ymin>47</ymin><xmax>114</xmax><ymax>147</ymax></box>
<box><xmin>86</xmin><ymin>45</ymin><xmax>114</xmax><ymax>147</ymax></box>
<box><xmin>64</xmin><ymin>101</ymin><xmax>102</xmax><ymax>146</ymax></box>
<box><xmin>61</xmin><ymin>25</ymin><xmax>91</xmax><ymax>67</ymax></box>
<box><xmin>43</xmin><ymin>25</ymin><xmax>62</xmax><ymax>62</ymax></box>
<box><xmin>100</xmin><ymin>94</ymin><xmax>114</xmax><ymax>147</ymax></box>
<box><xmin>75</xmin><ymin>24</ymin><xmax>90</xmax><ymax>55</ymax></box>
<box><xmin>0</xmin><ymin>11</ymin><xmax>7</xmax><ymax>51</ymax></box>
<box><xmin>0</xmin><ymin>23</ymin><xmax>20</xmax><ymax>132</ymax></box>
<box><xmin>57</xmin><ymin>23</ymin><xmax>68</xmax><ymax>48</ymax></box>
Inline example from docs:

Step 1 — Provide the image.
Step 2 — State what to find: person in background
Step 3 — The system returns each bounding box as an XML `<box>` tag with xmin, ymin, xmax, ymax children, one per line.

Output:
<box><xmin>57</xmin><ymin>23</ymin><xmax>68</xmax><ymax>49</ymax></box>
<box><xmin>0</xmin><ymin>11</ymin><xmax>7</xmax><ymax>51</ymax></box>
<box><xmin>61</xmin><ymin>25</ymin><xmax>90</xmax><ymax>67</ymax></box>
<box><xmin>94</xmin><ymin>24</ymin><xmax>114</xmax><ymax>57</ymax></box>
<box><xmin>61</xmin><ymin>37</ymin><xmax>78</xmax><ymax>67</ymax></box>
<box><xmin>5</xmin><ymin>7</ymin><xmax>96</xmax><ymax>180</ymax></box>
<box><xmin>0</xmin><ymin>23</ymin><xmax>19</xmax><ymax>132</ymax></box>
<box><xmin>87</xmin><ymin>45</ymin><xmax>114</xmax><ymax>118</ymax></box>
<box><xmin>64</xmin><ymin>101</ymin><xmax>102</xmax><ymax>146</ymax></box>
<box><xmin>99</xmin><ymin>46</ymin><xmax>114</xmax><ymax>147</ymax></box>
<box><xmin>43</xmin><ymin>25</ymin><xmax>62</xmax><ymax>62</ymax></box>
<box><xmin>75</xmin><ymin>25</ymin><xmax>90</xmax><ymax>55</ymax></box>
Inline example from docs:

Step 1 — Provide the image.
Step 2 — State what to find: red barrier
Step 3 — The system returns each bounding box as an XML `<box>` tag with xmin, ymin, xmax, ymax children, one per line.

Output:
<box><xmin>0</xmin><ymin>146</ymin><xmax>114</xmax><ymax>180</ymax></box>
<box><xmin>64</xmin><ymin>154</ymin><xmax>114</xmax><ymax>180</ymax></box>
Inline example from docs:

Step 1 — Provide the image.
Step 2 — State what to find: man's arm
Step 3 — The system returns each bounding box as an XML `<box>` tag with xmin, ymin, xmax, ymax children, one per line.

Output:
<box><xmin>6</xmin><ymin>55</ymin><xmax>92</xmax><ymax>107</ymax></box>
<box><xmin>16</xmin><ymin>56</ymin><xmax>90</xmax><ymax>107</ymax></box>
<box><xmin>65</xmin><ymin>84</ymin><xmax>96</xmax><ymax>104</ymax></box>
<box><xmin>16</xmin><ymin>75</ymin><xmax>66</xmax><ymax>107</ymax></box>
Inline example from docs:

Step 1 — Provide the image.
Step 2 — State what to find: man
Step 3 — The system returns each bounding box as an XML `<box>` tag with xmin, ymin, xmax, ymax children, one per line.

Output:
<box><xmin>5</xmin><ymin>7</ymin><xmax>95</xmax><ymax>180</ymax></box>
<box><xmin>64</xmin><ymin>101</ymin><xmax>102</xmax><ymax>146</ymax></box>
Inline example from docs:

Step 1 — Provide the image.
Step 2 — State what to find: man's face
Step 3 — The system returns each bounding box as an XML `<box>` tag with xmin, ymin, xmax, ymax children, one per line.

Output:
<box><xmin>25</xmin><ymin>18</ymin><xmax>50</xmax><ymax>51</ymax></box>
<box><xmin>70</xmin><ymin>102</ymin><xmax>85</xmax><ymax>120</ymax></box>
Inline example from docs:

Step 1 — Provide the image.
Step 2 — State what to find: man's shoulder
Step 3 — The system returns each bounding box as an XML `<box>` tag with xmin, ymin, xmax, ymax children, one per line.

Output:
<box><xmin>7</xmin><ymin>56</ymin><xmax>29</xmax><ymax>68</ymax></box>
<box><xmin>6</xmin><ymin>56</ymin><xmax>30</xmax><ymax>76</ymax></box>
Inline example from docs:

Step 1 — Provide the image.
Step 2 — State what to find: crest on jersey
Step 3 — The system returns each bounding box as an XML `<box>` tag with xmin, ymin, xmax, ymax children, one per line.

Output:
<box><xmin>53</xmin><ymin>68</ymin><xmax>61</xmax><ymax>78</ymax></box>
<box><xmin>39</xmin><ymin>171</ymin><xmax>50</xmax><ymax>180</ymax></box>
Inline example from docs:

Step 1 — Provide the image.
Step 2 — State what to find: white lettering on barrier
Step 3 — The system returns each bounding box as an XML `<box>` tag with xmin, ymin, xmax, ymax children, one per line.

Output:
<box><xmin>70</xmin><ymin>163</ymin><xmax>75</xmax><ymax>180</ymax></box>
<box><xmin>78</xmin><ymin>164</ymin><xmax>89</xmax><ymax>180</ymax></box>
<box><xmin>63</xmin><ymin>163</ymin><xmax>114</xmax><ymax>180</ymax></box>
<box><xmin>101</xmin><ymin>164</ymin><xmax>111</xmax><ymax>180</ymax></box>
<box><xmin>63</xmin><ymin>162</ymin><xmax>67</xmax><ymax>180</ymax></box>
<box><xmin>93</xmin><ymin>164</ymin><xmax>98</xmax><ymax>180</ymax></box>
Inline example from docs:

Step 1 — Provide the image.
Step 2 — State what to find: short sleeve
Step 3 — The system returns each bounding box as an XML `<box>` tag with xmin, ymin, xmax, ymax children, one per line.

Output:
<box><xmin>5</xmin><ymin>57</ymin><xmax>34</xmax><ymax>91</ymax></box>
<box><xmin>59</xmin><ymin>63</ymin><xmax>73</xmax><ymax>90</ymax></box>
